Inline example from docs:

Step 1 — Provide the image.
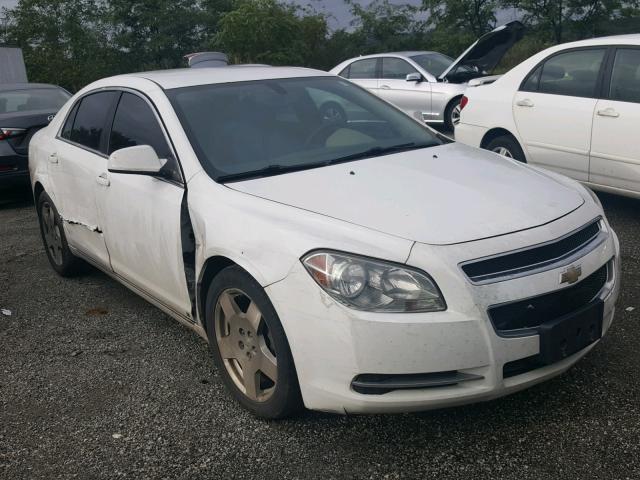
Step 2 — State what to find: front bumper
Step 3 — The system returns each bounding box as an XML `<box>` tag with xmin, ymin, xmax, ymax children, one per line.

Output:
<box><xmin>266</xmin><ymin>211</ymin><xmax>620</xmax><ymax>414</ymax></box>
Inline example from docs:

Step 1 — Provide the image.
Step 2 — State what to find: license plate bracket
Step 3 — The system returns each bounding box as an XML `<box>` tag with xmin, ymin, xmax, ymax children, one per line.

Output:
<box><xmin>538</xmin><ymin>300</ymin><xmax>604</xmax><ymax>365</ymax></box>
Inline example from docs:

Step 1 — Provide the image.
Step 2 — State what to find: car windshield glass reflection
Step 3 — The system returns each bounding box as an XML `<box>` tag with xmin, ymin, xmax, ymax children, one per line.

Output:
<box><xmin>167</xmin><ymin>76</ymin><xmax>445</xmax><ymax>182</ymax></box>
<box><xmin>410</xmin><ymin>53</ymin><xmax>455</xmax><ymax>77</ymax></box>
<box><xmin>0</xmin><ymin>88</ymin><xmax>70</xmax><ymax>114</ymax></box>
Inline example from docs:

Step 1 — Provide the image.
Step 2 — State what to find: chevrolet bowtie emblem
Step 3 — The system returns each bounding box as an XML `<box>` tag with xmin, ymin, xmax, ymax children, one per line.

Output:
<box><xmin>560</xmin><ymin>265</ymin><xmax>582</xmax><ymax>285</ymax></box>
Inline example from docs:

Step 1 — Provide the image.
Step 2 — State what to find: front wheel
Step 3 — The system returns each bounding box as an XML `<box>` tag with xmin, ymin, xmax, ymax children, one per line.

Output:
<box><xmin>205</xmin><ymin>266</ymin><xmax>302</xmax><ymax>419</ymax></box>
<box><xmin>485</xmin><ymin>135</ymin><xmax>527</xmax><ymax>163</ymax></box>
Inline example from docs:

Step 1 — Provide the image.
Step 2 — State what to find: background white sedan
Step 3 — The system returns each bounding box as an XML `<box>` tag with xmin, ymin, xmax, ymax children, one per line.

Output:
<box><xmin>456</xmin><ymin>34</ymin><xmax>640</xmax><ymax>200</ymax></box>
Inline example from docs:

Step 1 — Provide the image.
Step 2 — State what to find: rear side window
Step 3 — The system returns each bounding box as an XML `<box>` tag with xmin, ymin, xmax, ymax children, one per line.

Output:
<box><xmin>60</xmin><ymin>103</ymin><xmax>79</xmax><ymax>140</ymax></box>
<box><xmin>609</xmin><ymin>48</ymin><xmax>640</xmax><ymax>104</ymax></box>
<box><xmin>537</xmin><ymin>49</ymin><xmax>606</xmax><ymax>98</ymax></box>
<box><xmin>381</xmin><ymin>58</ymin><xmax>418</xmax><ymax>79</ymax></box>
<box><xmin>69</xmin><ymin>91</ymin><xmax>119</xmax><ymax>153</ymax></box>
<box><xmin>346</xmin><ymin>59</ymin><xmax>378</xmax><ymax>79</ymax></box>
<box><xmin>521</xmin><ymin>65</ymin><xmax>542</xmax><ymax>92</ymax></box>
<box><xmin>108</xmin><ymin>92</ymin><xmax>171</xmax><ymax>158</ymax></box>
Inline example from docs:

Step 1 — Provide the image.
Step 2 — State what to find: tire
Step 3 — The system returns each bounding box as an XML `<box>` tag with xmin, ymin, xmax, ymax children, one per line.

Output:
<box><xmin>485</xmin><ymin>134</ymin><xmax>527</xmax><ymax>163</ymax></box>
<box><xmin>444</xmin><ymin>97</ymin><xmax>462</xmax><ymax>131</ymax></box>
<box><xmin>205</xmin><ymin>266</ymin><xmax>302</xmax><ymax>419</ymax></box>
<box><xmin>37</xmin><ymin>191</ymin><xmax>85</xmax><ymax>277</ymax></box>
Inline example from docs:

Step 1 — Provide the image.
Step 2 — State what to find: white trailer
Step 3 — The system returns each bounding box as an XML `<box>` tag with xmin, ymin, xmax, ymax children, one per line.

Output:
<box><xmin>0</xmin><ymin>46</ymin><xmax>28</xmax><ymax>83</ymax></box>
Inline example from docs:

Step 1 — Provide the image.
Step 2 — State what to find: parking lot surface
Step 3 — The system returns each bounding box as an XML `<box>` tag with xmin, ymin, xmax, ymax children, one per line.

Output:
<box><xmin>1</xmin><ymin>185</ymin><xmax>639</xmax><ymax>480</ymax></box>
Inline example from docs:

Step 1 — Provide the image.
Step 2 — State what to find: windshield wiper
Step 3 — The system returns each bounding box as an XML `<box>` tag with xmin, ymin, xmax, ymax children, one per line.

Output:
<box><xmin>217</xmin><ymin>142</ymin><xmax>438</xmax><ymax>183</ymax></box>
<box><xmin>324</xmin><ymin>142</ymin><xmax>438</xmax><ymax>166</ymax></box>
<box><xmin>217</xmin><ymin>164</ymin><xmax>314</xmax><ymax>182</ymax></box>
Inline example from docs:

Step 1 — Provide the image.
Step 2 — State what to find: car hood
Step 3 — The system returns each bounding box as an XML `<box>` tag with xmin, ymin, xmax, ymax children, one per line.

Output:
<box><xmin>439</xmin><ymin>21</ymin><xmax>525</xmax><ymax>82</ymax></box>
<box><xmin>226</xmin><ymin>143</ymin><xmax>584</xmax><ymax>245</ymax></box>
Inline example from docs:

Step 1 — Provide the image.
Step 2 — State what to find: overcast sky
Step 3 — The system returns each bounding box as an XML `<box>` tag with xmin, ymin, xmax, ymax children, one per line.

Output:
<box><xmin>0</xmin><ymin>0</ymin><xmax>519</xmax><ymax>30</ymax></box>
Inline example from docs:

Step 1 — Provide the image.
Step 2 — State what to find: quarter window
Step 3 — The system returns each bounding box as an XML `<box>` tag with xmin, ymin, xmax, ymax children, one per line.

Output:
<box><xmin>68</xmin><ymin>91</ymin><xmax>119</xmax><ymax>153</ymax></box>
<box><xmin>346</xmin><ymin>59</ymin><xmax>378</xmax><ymax>79</ymax></box>
<box><xmin>609</xmin><ymin>49</ymin><xmax>640</xmax><ymax>104</ymax></box>
<box><xmin>108</xmin><ymin>92</ymin><xmax>171</xmax><ymax>158</ymax></box>
<box><xmin>537</xmin><ymin>49</ymin><xmax>606</xmax><ymax>98</ymax></box>
<box><xmin>381</xmin><ymin>58</ymin><xmax>418</xmax><ymax>80</ymax></box>
<box><xmin>60</xmin><ymin>103</ymin><xmax>79</xmax><ymax>140</ymax></box>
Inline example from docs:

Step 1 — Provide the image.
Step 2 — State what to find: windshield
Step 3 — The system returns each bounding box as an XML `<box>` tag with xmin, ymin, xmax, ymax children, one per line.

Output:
<box><xmin>0</xmin><ymin>88</ymin><xmax>70</xmax><ymax>114</ymax></box>
<box><xmin>410</xmin><ymin>53</ymin><xmax>455</xmax><ymax>77</ymax></box>
<box><xmin>167</xmin><ymin>76</ymin><xmax>445</xmax><ymax>182</ymax></box>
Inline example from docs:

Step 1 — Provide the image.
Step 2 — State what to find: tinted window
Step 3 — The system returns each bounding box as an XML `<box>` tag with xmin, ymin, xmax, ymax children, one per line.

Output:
<box><xmin>0</xmin><ymin>87</ymin><xmax>70</xmax><ymax>114</ymax></box>
<box><xmin>347</xmin><ymin>59</ymin><xmax>378</xmax><ymax>79</ymax></box>
<box><xmin>168</xmin><ymin>76</ymin><xmax>445</xmax><ymax>181</ymax></box>
<box><xmin>109</xmin><ymin>92</ymin><xmax>171</xmax><ymax>158</ymax></box>
<box><xmin>538</xmin><ymin>49</ymin><xmax>605</xmax><ymax>97</ymax></box>
<box><xmin>609</xmin><ymin>49</ymin><xmax>640</xmax><ymax>104</ymax></box>
<box><xmin>69</xmin><ymin>91</ymin><xmax>119</xmax><ymax>152</ymax></box>
<box><xmin>521</xmin><ymin>65</ymin><xmax>542</xmax><ymax>92</ymax></box>
<box><xmin>61</xmin><ymin>103</ymin><xmax>79</xmax><ymax>140</ymax></box>
<box><xmin>381</xmin><ymin>58</ymin><xmax>418</xmax><ymax>79</ymax></box>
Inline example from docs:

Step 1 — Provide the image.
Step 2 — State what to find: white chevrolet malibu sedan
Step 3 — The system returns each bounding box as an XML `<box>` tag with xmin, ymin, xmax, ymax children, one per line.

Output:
<box><xmin>29</xmin><ymin>66</ymin><xmax>620</xmax><ymax>418</ymax></box>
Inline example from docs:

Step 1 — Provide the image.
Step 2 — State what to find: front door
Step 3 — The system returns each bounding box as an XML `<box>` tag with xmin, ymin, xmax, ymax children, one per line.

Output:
<box><xmin>95</xmin><ymin>91</ymin><xmax>192</xmax><ymax>319</ymax></box>
<box><xmin>513</xmin><ymin>48</ymin><xmax>607</xmax><ymax>181</ymax></box>
<box><xmin>589</xmin><ymin>47</ymin><xmax>640</xmax><ymax>195</ymax></box>
<box><xmin>377</xmin><ymin>57</ymin><xmax>432</xmax><ymax>121</ymax></box>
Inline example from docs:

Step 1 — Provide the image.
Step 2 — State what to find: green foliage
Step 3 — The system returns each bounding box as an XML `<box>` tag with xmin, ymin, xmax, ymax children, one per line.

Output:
<box><xmin>423</xmin><ymin>0</ymin><xmax>498</xmax><ymax>37</ymax></box>
<box><xmin>215</xmin><ymin>0</ymin><xmax>328</xmax><ymax>66</ymax></box>
<box><xmin>1</xmin><ymin>0</ymin><xmax>639</xmax><ymax>92</ymax></box>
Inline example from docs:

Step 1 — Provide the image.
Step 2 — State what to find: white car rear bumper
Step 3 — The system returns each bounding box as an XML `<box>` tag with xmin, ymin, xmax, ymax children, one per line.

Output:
<box><xmin>454</xmin><ymin>122</ymin><xmax>488</xmax><ymax>148</ymax></box>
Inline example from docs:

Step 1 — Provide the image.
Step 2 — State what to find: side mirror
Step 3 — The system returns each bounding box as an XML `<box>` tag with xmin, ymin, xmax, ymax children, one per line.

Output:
<box><xmin>406</xmin><ymin>72</ymin><xmax>422</xmax><ymax>83</ymax></box>
<box><xmin>108</xmin><ymin>145</ymin><xmax>167</xmax><ymax>176</ymax></box>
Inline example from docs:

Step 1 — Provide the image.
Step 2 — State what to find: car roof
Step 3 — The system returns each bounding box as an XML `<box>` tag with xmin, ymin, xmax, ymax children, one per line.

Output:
<box><xmin>550</xmin><ymin>33</ymin><xmax>640</xmax><ymax>49</ymax></box>
<box><xmin>0</xmin><ymin>83</ymin><xmax>63</xmax><ymax>91</ymax></box>
<box><xmin>117</xmin><ymin>66</ymin><xmax>333</xmax><ymax>90</ymax></box>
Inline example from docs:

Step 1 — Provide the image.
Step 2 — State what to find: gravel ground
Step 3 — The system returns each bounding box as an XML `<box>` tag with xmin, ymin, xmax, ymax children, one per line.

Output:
<box><xmin>1</xmin><ymin>185</ymin><xmax>638</xmax><ymax>480</ymax></box>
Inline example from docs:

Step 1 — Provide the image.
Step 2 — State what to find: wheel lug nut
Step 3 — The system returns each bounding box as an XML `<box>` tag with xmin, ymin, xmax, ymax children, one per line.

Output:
<box><xmin>246</xmin><ymin>352</ymin><xmax>251</xmax><ymax>358</ymax></box>
<box><xmin>239</xmin><ymin>328</ymin><xmax>245</xmax><ymax>336</ymax></box>
<box><xmin>238</xmin><ymin>341</ymin><xmax>244</xmax><ymax>349</ymax></box>
<box><xmin>247</xmin><ymin>331</ymin><xmax>253</xmax><ymax>338</ymax></box>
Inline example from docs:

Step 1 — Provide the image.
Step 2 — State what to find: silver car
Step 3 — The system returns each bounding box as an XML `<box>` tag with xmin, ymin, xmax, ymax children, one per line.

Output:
<box><xmin>330</xmin><ymin>22</ymin><xmax>524</xmax><ymax>130</ymax></box>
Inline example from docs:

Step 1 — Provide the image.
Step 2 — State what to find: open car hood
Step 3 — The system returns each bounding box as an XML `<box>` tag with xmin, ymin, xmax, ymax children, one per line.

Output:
<box><xmin>439</xmin><ymin>21</ymin><xmax>525</xmax><ymax>82</ymax></box>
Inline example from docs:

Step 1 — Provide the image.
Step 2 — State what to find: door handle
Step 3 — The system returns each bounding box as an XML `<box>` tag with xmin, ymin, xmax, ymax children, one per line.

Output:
<box><xmin>96</xmin><ymin>173</ymin><xmax>110</xmax><ymax>187</ymax></box>
<box><xmin>597</xmin><ymin>108</ymin><xmax>619</xmax><ymax>118</ymax></box>
<box><xmin>380</xmin><ymin>84</ymin><xmax>391</xmax><ymax>90</ymax></box>
<box><xmin>49</xmin><ymin>153</ymin><xmax>58</xmax><ymax>164</ymax></box>
<box><xmin>516</xmin><ymin>99</ymin><xmax>534</xmax><ymax>107</ymax></box>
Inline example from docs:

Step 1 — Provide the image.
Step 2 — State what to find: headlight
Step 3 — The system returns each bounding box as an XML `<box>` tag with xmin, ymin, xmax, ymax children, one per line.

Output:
<box><xmin>302</xmin><ymin>251</ymin><xmax>446</xmax><ymax>312</ymax></box>
<box><xmin>585</xmin><ymin>186</ymin><xmax>603</xmax><ymax>209</ymax></box>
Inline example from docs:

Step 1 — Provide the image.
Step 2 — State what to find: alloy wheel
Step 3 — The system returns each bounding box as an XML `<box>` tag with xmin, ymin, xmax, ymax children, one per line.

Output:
<box><xmin>41</xmin><ymin>202</ymin><xmax>63</xmax><ymax>266</ymax></box>
<box><xmin>214</xmin><ymin>288</ymin><xmax>278</xmax><ymax>402</ymax></box>
<box><xmin>492</xmin><ymin>146</ymin><xmax>514</xmax><ymax>158</ymax></box>
<box><xmin>451</xmin><ymin>104</ymin><xmax>462</xmax><ymax>126</ymax></box>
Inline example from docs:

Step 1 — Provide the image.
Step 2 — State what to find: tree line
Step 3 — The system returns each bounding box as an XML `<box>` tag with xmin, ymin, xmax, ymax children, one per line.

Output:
<box><xmin>1</xmin><ymin>0</ymin><xmax>639</xmax><ymax>92</ymax></box>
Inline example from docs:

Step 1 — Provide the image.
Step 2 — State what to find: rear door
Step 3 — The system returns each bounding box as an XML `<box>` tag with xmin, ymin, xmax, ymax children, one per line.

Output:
<box><xmin>340</xmin><ymin>58</ymin><xmax>379</xmax><ymax>94</ymax></box>
<box><xmin>378</xmin><ymin>57</ymin><xmax>431</xmax><ymax>119</ymax></box>
<box><xmin>589</xmin><ymin>47</ymin><xmax>640</xmax><ymax>194</ymax></box>
<box><xmin>50</xmin><ymin>90</ymin><xmax>120</xmax><ymax>267</ymax></box>
<box><xmin>95</xmin><ymin>91</ymin><xmax>192</xmax><ymax>318</ymax></box>
<box><xmin>512</xmin><ymin>48</ymin><xmax>607</xmax><ymax>180</ymax></box>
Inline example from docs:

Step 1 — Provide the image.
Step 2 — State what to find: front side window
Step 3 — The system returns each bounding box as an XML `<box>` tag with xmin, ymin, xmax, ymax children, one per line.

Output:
<box><xmin>381</xmin><ymin>58</ymin><xmax>418</xmax><ymax>80</ymax></box>
<box><xmin>537</xmin><ymin>49</ymin><xmax>606</xmax><ymax>98</ymax></box>
<box><xmin>68</xmin><ymin>91</ymin><xmax>119</xmax><ymax>153</ymax></box>
<box><xmin>109</xmin><ymin>92</ymin><xmax>171</xmax><ymax>158</ymax></box>
<box><xmin>346</xmin><ymin>59</ymin><xmax>378</xmax><ymax>79</ymax></box>
<box><xmin>0</xmin><ymin>87</ymin><xmax>69</xmax><ymax>114</ymax></box>
<box><xmin>609</xmin><ymin>48</ymin><xmax>640</xmax><ymax>104</ymax></box>
<box><xmin>167</xmin><ymin>76</ymin><xmax>446</xmax><ymax>182</ymax></box>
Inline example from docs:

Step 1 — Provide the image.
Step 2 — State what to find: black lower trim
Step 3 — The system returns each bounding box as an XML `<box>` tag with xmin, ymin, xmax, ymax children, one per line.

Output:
<box><xmin>352</xmin><ymin>371</ymin><xmax>484</xmax><ymax>395</ymax></box>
